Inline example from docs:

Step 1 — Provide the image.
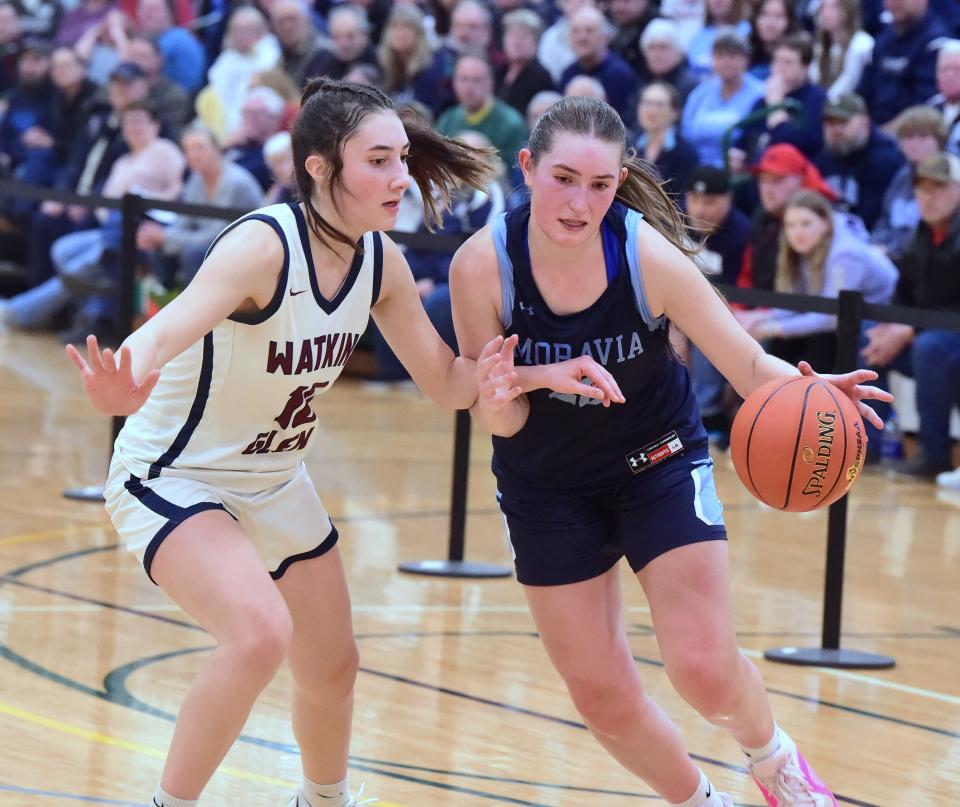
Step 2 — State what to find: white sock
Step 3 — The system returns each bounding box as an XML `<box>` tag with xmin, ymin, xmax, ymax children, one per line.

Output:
<box><xmin>670</xmin><ymin>769</ymin><xmax>723</xmax><ymax>807</ymax></box>
<box><xmin>152</xmin><ymin>787</ymin><xmax>198</xmax><ymax>807</ymax></box>
<box><xmin>742</xmin><ymin>723</ymin><xmax>783</xmax><ymax>762</ymax></box>
<box><xmin>299</xmin><ymin>774</ymin><xmax>351</xmax><ymax>807</ymax></box>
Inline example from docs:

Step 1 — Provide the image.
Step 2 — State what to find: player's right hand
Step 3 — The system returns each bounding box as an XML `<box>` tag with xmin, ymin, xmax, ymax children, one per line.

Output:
<box><xmin>476</xmin><ymin>333</ymin><xmax>522</xmax><ymax>413</ymax></box>
<box><xmin>542</xmin><ymin>356</ymin><xmax>625</xmax><ymax>408</ymax></box>
<box><xmin>65</xmin><ymin>335</ymin><xmax>160</xmax><ymax>416</ymax></box>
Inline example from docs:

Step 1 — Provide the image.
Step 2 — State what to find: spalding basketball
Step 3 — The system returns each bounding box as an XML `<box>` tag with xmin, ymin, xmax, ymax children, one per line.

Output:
<box><xmin>730</xmin><ymin>376</ymin><xmax>866</xmax><ymax>512</ymax></box>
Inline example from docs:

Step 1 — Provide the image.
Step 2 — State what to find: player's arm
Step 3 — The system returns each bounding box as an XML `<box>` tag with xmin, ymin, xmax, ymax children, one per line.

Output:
<box><xmin>371</xmin><ymin>234</ymin><xmax>480</xmax><ymax>409</ymax></box>
<box><xmin>635</xmin><ymin>218</ymin><xmax>796</xmax><ymax>397</ymax></box>
<box><xmin>449</xmin><ymin>229</ymin><xmax>624</xmax><ymax>437</ymax></box>
<box><xmin>635</xmin><ymin>219</ymin><xmax>891</xmax><ymax>427</ymax></box>
<box><xmin>66</xmin><ymin>220</ymin><xmax>284</xmax><ymax>415</ymax></box>
<box><xmin>449</xmin><ymin>227</ymin><xmax>530</xmax><ymax>436</ymax></box>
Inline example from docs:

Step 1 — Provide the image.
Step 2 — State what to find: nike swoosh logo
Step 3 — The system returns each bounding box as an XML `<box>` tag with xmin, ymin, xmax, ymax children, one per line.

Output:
<box><xmin>289</xmin><ymin>288</ymin><xmax>308</xmax><ymax>296</ymax></box>
<box><xmin>705</xmin><ymin>785</ymin><xmax>711</xmax><ymax>797</ymax></box>
<box><xmin>318</xmin><ymin>794</ymin><xmax>343</xmax><ymax>799</ymax></box>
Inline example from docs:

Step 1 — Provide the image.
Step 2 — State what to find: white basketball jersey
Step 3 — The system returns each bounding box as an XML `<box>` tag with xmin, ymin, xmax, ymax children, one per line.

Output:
<box><xmin>114</xmin><ymin>202</ymin><xmax>383</xmax><ymax>492</ymax></box>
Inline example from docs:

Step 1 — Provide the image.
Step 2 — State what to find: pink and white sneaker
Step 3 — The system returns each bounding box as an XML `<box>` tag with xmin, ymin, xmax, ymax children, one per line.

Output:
<box><xmin>748</xmin><ymin>733</ymin><xmax>838</xmax><ymax>806</ymax></box>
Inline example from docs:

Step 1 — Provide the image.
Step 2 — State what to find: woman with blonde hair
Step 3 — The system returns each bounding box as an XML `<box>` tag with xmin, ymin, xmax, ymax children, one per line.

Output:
<box><xmin>377</xmin><ymin>4</ymin><xmax>450</xmax><ymax>116</ymax></box>
<box><xmin>744</xmin><ymin>189</ymin><xmax>897</xmax><ymax>369</ymax></box>
<box><xmin>810</xmin><ymin>0</ymin><xmax>873</xmax><ymax>99</ymax></box>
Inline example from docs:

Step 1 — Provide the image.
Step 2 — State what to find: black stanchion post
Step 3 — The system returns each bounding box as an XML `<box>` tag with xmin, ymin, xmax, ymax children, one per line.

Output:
<box><xmin>63</xmin><ymin>193</ymin><xmax>141</xmax><ymax>502</ymax></box>
<box><xmin>765</xmin><ymin>291</ymin><xmax>895</xmax><ymax>669</ymax></box>
<box><xmin>399</xmin><ymin>409</ymin><xmax>511</xmax><ymax>578</ymax></box>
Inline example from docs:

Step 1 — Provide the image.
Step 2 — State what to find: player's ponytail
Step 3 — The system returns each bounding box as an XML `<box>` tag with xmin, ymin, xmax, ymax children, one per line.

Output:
<box><xmin>526</xmin><ymin>96</ymin><xmax>698</xmax><ymax>259</ymax></box>
<box><xmin>399</xmin><ymin>107</ymin><xmax>499</xmax><ymax>231</ymax></box>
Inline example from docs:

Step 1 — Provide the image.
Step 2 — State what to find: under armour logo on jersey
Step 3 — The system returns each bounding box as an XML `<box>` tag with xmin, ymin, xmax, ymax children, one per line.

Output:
<box><xmin>628</xmin><ymin>453</ymin><xmax>647</xmax><ymax>468</ymax></box>
<box><xmin>518</xmin><ymin>301</ymin><xmax>535</xmax><ymax>316</ymax></box>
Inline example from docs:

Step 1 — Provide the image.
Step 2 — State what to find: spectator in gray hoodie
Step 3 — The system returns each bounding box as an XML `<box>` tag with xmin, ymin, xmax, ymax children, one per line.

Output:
<box><xmin>743</xmin><ymin>188</ymin><xmax>898</xmax><ymax>369</ymax></box>
<box><xmin>136</xmin><ymin>123</ymin><xmax>263</xmax><ymax>287</ymax></box>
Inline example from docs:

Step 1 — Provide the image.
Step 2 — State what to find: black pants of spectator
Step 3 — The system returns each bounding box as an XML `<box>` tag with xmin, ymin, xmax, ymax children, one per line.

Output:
<box><xmin>372</xmin><ymin>284</ymin><xmax>456</xmax><ymax>381</ymax></box>
<box><xmin>767</xmin><ymin>332</ymin><xmax>838</xmax><ymax>373</ymax></box>
<box><xmin>28</xmin><ymin>211</ymin><xmax>96</xmax><ymax>288</ymax></box>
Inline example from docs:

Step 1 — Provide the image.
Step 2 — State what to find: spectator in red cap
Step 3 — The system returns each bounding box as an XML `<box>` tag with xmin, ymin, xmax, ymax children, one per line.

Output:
<box><xmin>737</xmin><ymin>143</ymin><xmax>837</xmax><ymax>293</ymax></box>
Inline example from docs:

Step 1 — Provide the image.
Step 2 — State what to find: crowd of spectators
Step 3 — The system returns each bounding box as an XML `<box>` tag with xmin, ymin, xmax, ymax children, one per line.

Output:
<box><xmin>0</xmin><ymin>0</ymin><xmax>955</xmax><ymax>484</ymax></box>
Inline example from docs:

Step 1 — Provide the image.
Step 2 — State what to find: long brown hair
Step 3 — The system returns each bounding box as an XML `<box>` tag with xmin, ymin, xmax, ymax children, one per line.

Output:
<box><xmin>816</xmin><ymin>0</ymin><xmax>862</xmax><ymax>89</ymax></box>
<box><xmin>291</xmin><ymin>77</ymin><xmax>497</xmax><ymax>254</ymax></box>
<box><xmin>776</xmin><ymin>190</ymin><xmax>834</xmax><ymax>295</ymax></box>
<box><xmin>377</xmin><ymin>4</ymin><xmax>434</xmax><ymax>94</ymax></box>
<box><xmin>526</xmin><ymin>95</ymin><xmax>697</xmax><ymax>258</ymax></box>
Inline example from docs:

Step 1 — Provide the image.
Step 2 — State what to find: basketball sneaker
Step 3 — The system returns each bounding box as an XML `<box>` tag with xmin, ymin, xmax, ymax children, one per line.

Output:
<box><xmin>936</xmin><ymin>466</ymin><xmax>960</xmax><ymax>492</ymax></box>
<box><xmin>696</xmin><ymin>793</ymin><xmax>735</xmax><ymax>806</ymax></box>
<box><xmin>747</xmin><ymin>733</ymin><xmax>837</xmax><ymax>806</ymax></box>
<box><xmin>285</xmin><ymin>782</ymin><xmax>377</xmax><ymax>807</ymax></box>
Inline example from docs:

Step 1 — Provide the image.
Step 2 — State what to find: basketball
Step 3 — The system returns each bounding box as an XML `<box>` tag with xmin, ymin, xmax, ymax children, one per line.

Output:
<box><xmin>729</xmin><ymin>376</ymin><xmax>867</xmax><ymax>512</ymax></box>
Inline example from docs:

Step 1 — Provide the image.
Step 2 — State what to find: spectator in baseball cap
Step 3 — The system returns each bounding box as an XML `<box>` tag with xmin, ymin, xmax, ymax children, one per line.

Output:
<box><xmin>862</xmin><ymin>151</ymin><xmax>960</xmax><ymax>480</ymax></box>
<box><xmin>684</xmin><ymin>164</ymin><xmax>753</xmax><ymax>448</ymax></box>
<box><xmin>815</xmin><ymin>92</ymin><xmax>904</xmax><ymax>229</ymax></box>
<box><xmin>737</xmin><ymin>144</ymin><xmax>837</xmax><ymax>292</ymax></box>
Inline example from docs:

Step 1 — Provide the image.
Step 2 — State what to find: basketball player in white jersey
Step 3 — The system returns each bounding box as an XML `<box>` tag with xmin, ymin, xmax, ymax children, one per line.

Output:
<box><xmin>65</xmin><ymin>79</ymin><xmax>624</xmax><ymax>807</ymax></box>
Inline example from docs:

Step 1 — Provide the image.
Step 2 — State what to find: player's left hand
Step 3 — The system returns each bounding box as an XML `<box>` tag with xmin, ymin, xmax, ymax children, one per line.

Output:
<box><xmin>798</xmin><ymin>361</ymin><xmax>893</xmax><ymax>430</ymax></box>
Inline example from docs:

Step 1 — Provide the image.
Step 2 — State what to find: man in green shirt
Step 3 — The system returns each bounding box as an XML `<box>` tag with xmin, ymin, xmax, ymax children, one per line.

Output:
<box><xmin>437</xmin><ymin>52</ymin><xmax>528</xmax><ymax>171</ymax></box>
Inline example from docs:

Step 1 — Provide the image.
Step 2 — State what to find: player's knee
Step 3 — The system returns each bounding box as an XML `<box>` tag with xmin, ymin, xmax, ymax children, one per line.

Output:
<box><xmin>320</xmin><ymin>637</ymin><xmax>360</xmax><ymax>693</ymax></box>
<box><xmin>566</xmin><ymin>672</ymin><xmax>645</xmax><ymax>735</ymax></box>
<box><xmin>666</xmin><ymin>652</ymin><xmax>740</xmax><ymax>717</ymax></box>
<box><xmin>292</xmin><ymin>637</ymin><xmax>359</xmax><ymax>700</ymax></box>
<box><xmin>232</xmin><ymin>605</ymin><xmax>293</xmax><ymax>673</ymax></box>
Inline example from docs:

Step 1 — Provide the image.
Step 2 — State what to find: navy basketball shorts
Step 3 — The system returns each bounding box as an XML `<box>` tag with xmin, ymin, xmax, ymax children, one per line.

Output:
<box><xmin>495</xmin><ymin>449</ymin><xmax>727</xmax><ymax>586</ymax></box>
<box><xmin>104</xmin><ymin>458</ymin><xmax>339</xmax><ymax>584</ymax></box>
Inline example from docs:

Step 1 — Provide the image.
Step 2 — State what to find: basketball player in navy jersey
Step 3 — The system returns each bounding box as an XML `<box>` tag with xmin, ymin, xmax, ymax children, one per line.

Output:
<box><xmin>65</xmin><ymin>80</ymin><xmax>622</xmax><ymax>807</ymax></box>
<box><xmin>451</xmin><ymin>97</ymin><xmax>892</xmax><ymax>807</ymax></box>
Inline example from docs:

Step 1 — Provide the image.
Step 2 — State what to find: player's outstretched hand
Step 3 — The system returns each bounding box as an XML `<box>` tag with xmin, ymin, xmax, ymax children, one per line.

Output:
<box><xmin>65</xmin><ymin>335</ymin><xmax>160</xmax><ymax>416</ymax></box>
<box><xmin>542</xmin><ymin>356</ymin><xmax>625</xmax><ymax>408</ymax></box>
<box><xmin>798</xmin><ymin>361</ymin><xmax>892</xmax><ymax>430</ymax></box>
<box><xmin>476</xmin><ymin>334</ymin><xmax>522</xmax><ymax>413</ymax></box>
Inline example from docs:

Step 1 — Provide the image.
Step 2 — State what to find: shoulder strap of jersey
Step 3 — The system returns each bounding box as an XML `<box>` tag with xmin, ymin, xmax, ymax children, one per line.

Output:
<box><xmin>624</xmin><ymin>207</ymin><xmax>666</xmax><ymax>332</ymax></box>
<box><xmin>491</xmin><ymin>212</ymin><xmax>515</xmax><ymax>330</ymax></box>
<box><xmin>370</xmin><ymin>230</ymin><xmax>384</xmax><ymax>307</ymax></box>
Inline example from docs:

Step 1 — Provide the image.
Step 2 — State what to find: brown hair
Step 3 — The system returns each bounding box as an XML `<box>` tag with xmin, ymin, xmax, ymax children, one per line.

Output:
<box><xmin>775</xmin><ymin>30</ymin><xmax>814</xmax><ymax>66</ymax></box>
<box><xmin>891</xmin><ymin>105</ymin><xmax>948</xmax><ymax>148</ymax></box>
<box><xmin>815</xmin><ymin>0</ymin><xmax>862</xmax><ymax>89</ymax></box>
<box><xmin>705</xmin><ymin>0</ymin><xmax>747</xmax><ymax>26</ymax></box>
<box><xmin>776</xmin><ymin>190</ymin><xmax>834</xmax><ymax>295</ymax></box>
<box><xmin>377</xmin><ymin>4</ymin><xmax>434</xmax><ymax>94</ymax></box>
<box><xmin>749</xmin><ymin>0</ymin><xmax>798</xmax><ymax>65</ymax></box>
<box><xmin>292</xmin><ymin>77</ymin><xmax>497</xmax><ymax>254</ymax></box>
<box><xmin>641</xmin><ymin>80</ymin><xmax>682</xmax><ymax>115</ymax></box>
<box><xmin>526</xmin><ymin>95</ymin><xmax>697</xmax><ymax>258</ymax></box>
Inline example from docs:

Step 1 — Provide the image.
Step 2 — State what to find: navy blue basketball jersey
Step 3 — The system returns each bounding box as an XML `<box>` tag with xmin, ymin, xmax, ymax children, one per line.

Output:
<box><xmin>491</xmin><ymin>201</ymin><xmax>707</xmax><ymax>491</ymax></box>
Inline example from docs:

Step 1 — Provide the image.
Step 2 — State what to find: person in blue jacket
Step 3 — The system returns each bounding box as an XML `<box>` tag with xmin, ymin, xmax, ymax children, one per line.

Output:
<box><xmin>732</xmin><ymin>32</ymin><xmax>826</xmax><ymax>166</ymax></box>
<box><xmin>857</xmin><ymin>0</ymin><xmax>950</xmax><ymax>125</ymax></box>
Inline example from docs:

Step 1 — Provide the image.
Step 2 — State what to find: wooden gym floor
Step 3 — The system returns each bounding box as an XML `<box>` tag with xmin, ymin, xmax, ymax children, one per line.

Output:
<box><xmin>0</xmin><ymin>331</ymin><xmax>957</xmax><ymax>806</ymax></box>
